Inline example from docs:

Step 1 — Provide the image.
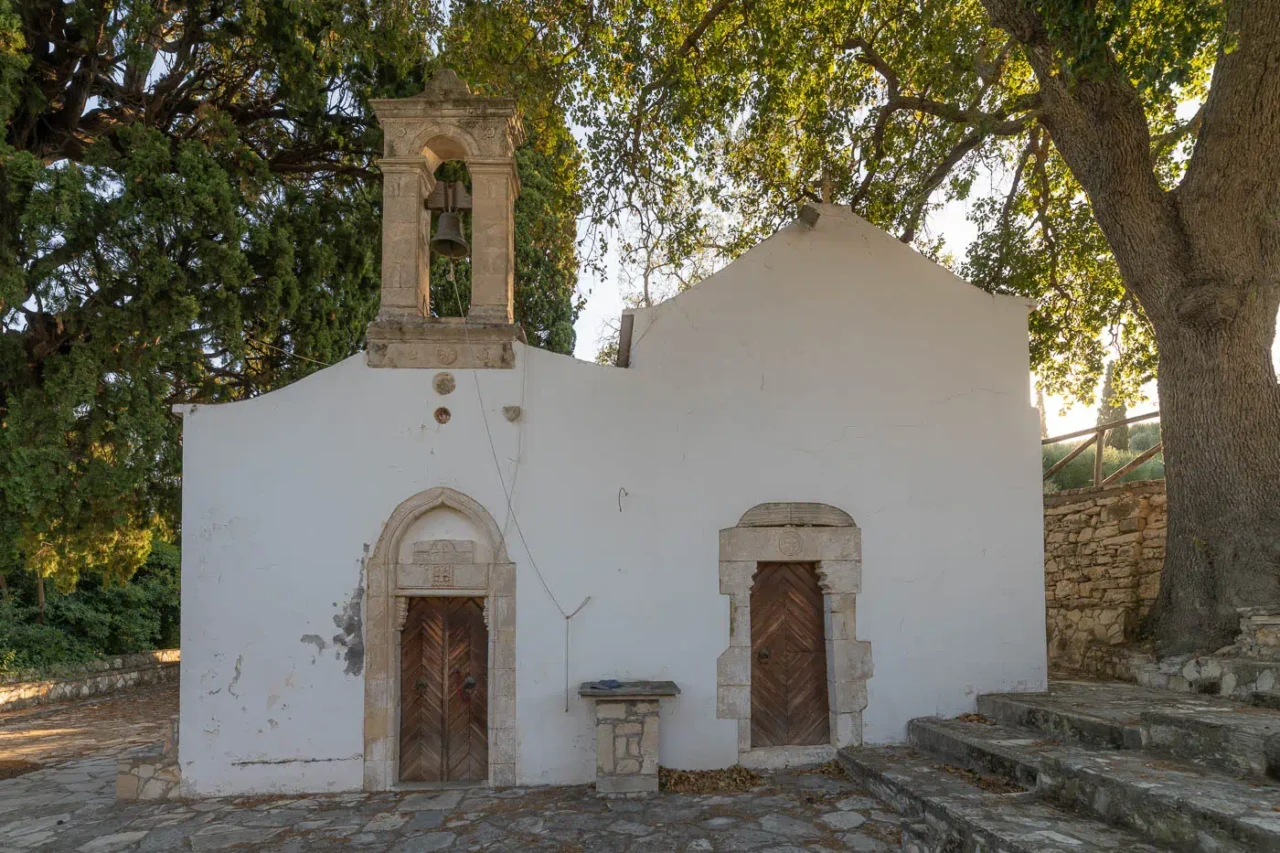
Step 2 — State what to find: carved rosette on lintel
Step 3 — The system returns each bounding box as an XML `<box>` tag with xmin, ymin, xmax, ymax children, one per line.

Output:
<box><xmin>366</xmin><ymin>69</ymin><xmax>525</xmax><ymax>370</ymax></box>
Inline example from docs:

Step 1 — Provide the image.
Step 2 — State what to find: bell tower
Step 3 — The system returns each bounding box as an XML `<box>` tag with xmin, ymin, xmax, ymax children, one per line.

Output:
<box><xmin>367</xmin><ymin>70</ymin><xmax>525</xmax><ymax>369</ymax></box>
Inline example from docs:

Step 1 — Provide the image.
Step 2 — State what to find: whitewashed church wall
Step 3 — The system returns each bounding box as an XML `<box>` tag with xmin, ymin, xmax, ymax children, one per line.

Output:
<box><xmin>179</xmin><ymin>206</ymin><xmax>1045</xmax><ymax>795</ymax></box>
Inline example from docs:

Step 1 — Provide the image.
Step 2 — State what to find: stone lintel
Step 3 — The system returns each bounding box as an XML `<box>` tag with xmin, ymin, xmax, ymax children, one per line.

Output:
<box><xmin>397</xmin><ymin>561</ymin><xmax>489</xmax><ymax>591</ymax></box>
<box><xmin>719</xmin><ymin>527</ymin><xmax>861</xmax><ymax>563</ymax></box>
<box><xmin>366</xmin><ymin>319</ymin><xmax>524</xmax><ymax>369</ymax></box>
<box><xmin>370</xmin><ymin>98</ymin><xmax>520</xmax><ymax>121</ymax></box>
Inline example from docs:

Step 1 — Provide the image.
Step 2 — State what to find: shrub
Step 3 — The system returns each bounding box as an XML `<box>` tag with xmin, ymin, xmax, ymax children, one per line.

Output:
<box><xmin>0</xmin><ymin>541</ymin><xmax>180</xmax><ymax>677</ymax></box>
<box><xmin>1043</xmin><ymin>439</ymin><xmax>1164</xmax><ymax>492</ymax></box>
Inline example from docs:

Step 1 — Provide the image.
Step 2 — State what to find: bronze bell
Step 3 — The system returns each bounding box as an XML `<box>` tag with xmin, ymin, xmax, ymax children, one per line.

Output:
<box><xmin>430</xmin><ymin>211</ymin><xmax>469</xmax><ymax>260</ymax></box>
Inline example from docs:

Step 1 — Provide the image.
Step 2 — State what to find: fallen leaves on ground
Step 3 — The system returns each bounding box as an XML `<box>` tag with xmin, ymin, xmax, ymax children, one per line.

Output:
<box><xmin>658</xmin><ymin>765</ymin><xmax>763</xmax><ymax>793</ymax></box>
<box><xmin>794</xmin><ymin>759</ymin><xmax>850</xmax><ymax>780</ymax></box>
<box><xmin>936</xmin><ymin>763</ymin><xmax>1024</xmax><ymax>794</ymax></box>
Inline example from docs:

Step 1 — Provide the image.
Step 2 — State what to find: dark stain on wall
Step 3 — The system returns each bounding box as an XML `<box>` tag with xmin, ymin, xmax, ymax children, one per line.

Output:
<box><xmin>331</xmin><ymin>561</ymin><xmax>365</xmax><ymax>676</ymax></box>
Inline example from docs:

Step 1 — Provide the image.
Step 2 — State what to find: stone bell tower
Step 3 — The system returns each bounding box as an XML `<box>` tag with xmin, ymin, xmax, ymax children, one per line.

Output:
<box><xmin>366</xmin><ymin>69</ymin><xmax>525</xmax><ymax>369</ymax></box>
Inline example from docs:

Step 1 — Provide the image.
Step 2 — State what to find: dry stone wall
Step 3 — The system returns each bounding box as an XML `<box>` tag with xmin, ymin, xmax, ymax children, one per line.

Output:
<box><xmin>1044</xmin><ymin>481</ymin><xmax>1166</xmax><ymax>678</ymax></box>
<box><xmin>117</xmin><ymin>718</ymin><xmax>181</xmax><ymax>801</ymax></box>
<box><xmin>0</xmin><ymin>649</ymin><xmax>179</xmax><ymax>712</ymax></box>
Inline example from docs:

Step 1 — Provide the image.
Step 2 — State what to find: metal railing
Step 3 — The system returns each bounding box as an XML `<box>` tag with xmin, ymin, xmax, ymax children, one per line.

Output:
<box><xmin>1043</xmin><ymin>410</ymin><xmax>1162</xmax><ymax>487</ymax></box>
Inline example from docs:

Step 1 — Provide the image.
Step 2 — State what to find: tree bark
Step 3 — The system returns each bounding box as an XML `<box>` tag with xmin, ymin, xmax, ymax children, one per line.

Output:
<box><xmin>1149</xmin><ymin>294</ymin><xmax>1280</xmax><ymax>652</ymax></box>
<box><xmin>980</xmin><ymin>0</ymin><xmax>1280</xmax><ymax>654</ymax></box>
<box><xmin>36</xmin><ymin>573</ymin><xmax>45</xmax><ymax>624</ymax></box>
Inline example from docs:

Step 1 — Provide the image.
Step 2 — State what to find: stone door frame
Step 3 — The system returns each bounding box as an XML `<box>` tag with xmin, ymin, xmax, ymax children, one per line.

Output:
<box><xmin>364</xmin><ymin>487</ymin><xmax>517</xmax><ymax>789</ymax></box>
<box><xmin>716</xmin><ymin>503</ymin><xmax>872</xmax><ymax>768</ymax></box>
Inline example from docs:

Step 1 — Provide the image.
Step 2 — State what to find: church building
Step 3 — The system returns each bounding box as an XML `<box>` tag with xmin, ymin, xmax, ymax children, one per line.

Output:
<box><xmin>176</xmin><ymin>70</ymin><xmax>1046</xmax><ymax>796</ymax></box>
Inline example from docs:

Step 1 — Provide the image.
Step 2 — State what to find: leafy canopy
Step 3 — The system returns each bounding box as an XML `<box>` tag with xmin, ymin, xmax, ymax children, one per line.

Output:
<box><xmin>523</xmin><ymin>0</ymin><xmax>1227</xmax><ymax>396</ymax></box>
<box><xmin>0</xmin><ymin>0</ymin><xmax>585</xmax><ymax>588</ymax></box>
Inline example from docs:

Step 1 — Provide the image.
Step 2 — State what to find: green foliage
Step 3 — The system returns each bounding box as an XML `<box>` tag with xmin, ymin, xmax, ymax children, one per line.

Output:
<box><xmin>502</xmin><ymin>0</ymin><xmax>1234</xmax><ymax>402</ymax></box>
<box><xmin>0</xmin><ymin>541</ymin><xmax>180</xmax><ymax>676</ymax></box>
<box><xmin>1098</xmin><ymin>363</ymin><xmax>1129</xmax><ymax>451</ymax></box>
<box><xmin>429</xmin><ymin>1</ymin><xmax>587</xmax><ymax>352</ymax></box>
<box><xmin>1</xmin><ymin>1</ymin><xmax>585</xmax><ymax>594</ymax></box>
<box><xmin>1129</xmin><ymin>422</ymin><xmax>1162</xmax><ymax>454</ymax></box>
<box><xmin>1042</xmin><ymin>440</ymin><xmax>1165</xmax><ymax>492</ymax></box>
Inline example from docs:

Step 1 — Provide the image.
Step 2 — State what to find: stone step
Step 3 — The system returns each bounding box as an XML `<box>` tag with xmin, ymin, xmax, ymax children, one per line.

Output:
<box><xmin>838</xmin><ymin>745</ymin><xmax>1174</xmax><ymax>853</ymax></box>
<box><xmin>909</xmin><ymin>716</ymin><xmax>1280</xmax><ymax>853</ymax></box>
<box><xmin>978</xmin><ymin>681</ymin><xmax>1280</xmax><ymax>779</ymax></box>
<box><xmin>1253</xmin><ymin>690</ymin><xmax>1280</xmax><ymax>710</ymax></box>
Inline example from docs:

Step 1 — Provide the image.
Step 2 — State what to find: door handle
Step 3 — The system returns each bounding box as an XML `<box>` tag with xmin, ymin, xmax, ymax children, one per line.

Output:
<box><xmin>757</xmin><ymin>647</ymin><xmax>772</xmax><ymax>663</ymax></box>
<box><xmin>461</xmin><ymin>675</ymin><xmax>477</xmax><ymax>696</ymax></box>
<box><xmin>414</xmin><ymin>677</ymin><xmax>429</xmax><ymax>692</ymax></box>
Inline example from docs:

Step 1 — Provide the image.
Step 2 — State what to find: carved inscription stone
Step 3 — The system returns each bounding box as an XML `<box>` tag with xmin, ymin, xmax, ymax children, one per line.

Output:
<box><xmin>415</xmin><ymin>540</ymin><xmax>473</xmax><ymax>585</ymax></box>
<box><xmin>397</xmin><ymin>539</ymin><xmax>488</xmax><ymax>591</ymax></box>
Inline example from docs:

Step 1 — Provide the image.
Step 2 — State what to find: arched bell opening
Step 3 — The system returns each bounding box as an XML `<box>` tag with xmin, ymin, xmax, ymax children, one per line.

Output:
<box><xmin>367</xmin><ymin>69</ymin><xmax>525</xmax><ymax>367</ymax></box>
<box><xmin>425</xmin><ymin>160</ymin><xmax>474</xmax><ymax>318</ymax></box>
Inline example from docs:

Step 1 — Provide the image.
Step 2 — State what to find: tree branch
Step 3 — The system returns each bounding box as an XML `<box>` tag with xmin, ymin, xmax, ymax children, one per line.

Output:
<box><xmin>1177</xmin><ymin>0</ymin><xmax>1280</xmax><ymax>291</ymax></box>
<box><xmin>979</xmin><ymin>0</ymin><xmax>1187</xmax><ymax>312</ymax></box>
<box><xmin>900</xmin><ymin>128</ymin><xmax>985</xmax><ymax>244</ymax></box>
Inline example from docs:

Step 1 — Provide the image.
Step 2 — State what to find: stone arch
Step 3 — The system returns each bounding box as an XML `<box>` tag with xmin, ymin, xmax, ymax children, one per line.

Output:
<box><xmin>363</xmin><ymin>487</ymin><xmax>517</xmax><ymax>790</ymax></box>
<box><xmin>411</xmin><ymin>127</ymin><xmax>484</xmax><ymax>171</ymax></box>
<box><xmin>716</xmin><ymin>502</ymin><xmax>872</xmax><ymax>768</ymax></box>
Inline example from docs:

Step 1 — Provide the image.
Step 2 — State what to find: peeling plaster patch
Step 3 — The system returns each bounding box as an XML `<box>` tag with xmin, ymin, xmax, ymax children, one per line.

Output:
<box><xmin>331</xmin><ymin>563</ymin><xmax>365</xmax><ymax>676</ymax></box>
<box><xmin>300</xmin><ymin>634</ymin><xmax>327</xmax><ymax>654</ymax></box>
<box><xmin>228</xmin><ymin>655</ymin><xmax>243</xmax><ymax>698</ymax></box>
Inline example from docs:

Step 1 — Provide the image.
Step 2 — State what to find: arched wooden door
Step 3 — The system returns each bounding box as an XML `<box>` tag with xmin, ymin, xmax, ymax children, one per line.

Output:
<box><xmin>399</xmin><ymin>597</ymin><xmax>488</xmax><ymax>782</ymax></box>
<box><xmin>750</xmin><ymin>562</ymin><xmax>830</xmax><ymax>747</ymax></box>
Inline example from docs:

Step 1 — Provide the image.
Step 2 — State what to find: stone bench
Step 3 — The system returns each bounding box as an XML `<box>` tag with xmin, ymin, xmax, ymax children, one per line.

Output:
<box><xmin>579</xmin><ymin>680</ymin><xmax>679</xmax><ymax>796</ymax></box>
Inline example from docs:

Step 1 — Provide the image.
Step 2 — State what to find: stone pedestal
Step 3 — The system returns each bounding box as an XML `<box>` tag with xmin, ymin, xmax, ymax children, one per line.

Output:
<box><xmin>580</xmin><ymin>681</ymin><xmax>679</xmax><ymax>796</ymax></box>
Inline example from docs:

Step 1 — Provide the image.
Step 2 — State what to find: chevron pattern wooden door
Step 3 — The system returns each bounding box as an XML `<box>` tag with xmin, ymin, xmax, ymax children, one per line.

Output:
<box><xmin>750</xmin><ymin>562</ymin><xmax>830</xmax><ymax>747</ymax></box>
<box><xmin>399</xmin><ymin>597</ymin><xmax>488</xmax><ymax>782</ymax></box>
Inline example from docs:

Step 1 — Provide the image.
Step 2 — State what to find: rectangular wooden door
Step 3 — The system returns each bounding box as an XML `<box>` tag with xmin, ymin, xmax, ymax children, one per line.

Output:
<box><xmin>750</xmin><ymin>562</ymin><xmax>830</xmax><ymax>747</ymax></box>
<box><xmin>399</xmin><ymin>597</ymin><xmax>488</xmax><ymax>782</ymax></box>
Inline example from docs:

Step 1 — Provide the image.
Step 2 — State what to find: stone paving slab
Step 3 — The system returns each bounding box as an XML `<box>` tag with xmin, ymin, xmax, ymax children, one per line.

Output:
<box><xmin>0</xmin><ymin>754</ymin><xmax>908</xmax><ymax>851</ymax></box>
<box><xmin>0</xmin><ymin>684</ymin><xmax>177</xmax><ymax>769</ymax></box>
<box><xmin>0</xmin><ymin>681</ymin><xmax>905</xmax><ymax>851</ymax></box>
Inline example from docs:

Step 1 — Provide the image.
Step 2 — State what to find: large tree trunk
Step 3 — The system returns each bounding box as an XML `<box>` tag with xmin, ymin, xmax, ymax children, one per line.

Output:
<box><xmin>1149</xmin><ymin>298</ymin><xmax>1280</xmax><ymax>653</ymax></box>
<box><xmin>978</xmin><ymin>0</ymin><xmax>1280</xmax><ymax>655</ymax></box>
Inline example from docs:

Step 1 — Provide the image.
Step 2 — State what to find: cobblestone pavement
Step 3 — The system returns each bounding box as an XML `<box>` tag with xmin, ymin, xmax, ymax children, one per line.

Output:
<box><xmin>0</xmin><ymin>685</ymin><xmax>178</xmax><ymax>769</ymax></box>
<box><xmin>1</xmin><ymin>688</ymin><xmax>906</xmax><ymax>851</ymax></box>
<box><xmin>0</xmin><ymin>762</ymin><xmax>906</xmax><ymax>852</ymax></box>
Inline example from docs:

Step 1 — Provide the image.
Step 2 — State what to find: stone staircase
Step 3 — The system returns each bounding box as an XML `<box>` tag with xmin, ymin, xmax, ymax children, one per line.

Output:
<box><xmin>838</xmin><ymin>680</ymin><xmax>1280</xmax><ymax>853</ymax></box>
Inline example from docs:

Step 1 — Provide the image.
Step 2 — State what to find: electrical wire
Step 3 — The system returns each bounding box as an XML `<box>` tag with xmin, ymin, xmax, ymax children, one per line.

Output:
<box><xmin>246</xmin><ymin>337</ymin><xmax>332</xmax><ymax>368</ymax></box>
<box><xmin>447</xmin><ymin>270</ymin><xmax>591</xmax><ymax>711</ymax></box>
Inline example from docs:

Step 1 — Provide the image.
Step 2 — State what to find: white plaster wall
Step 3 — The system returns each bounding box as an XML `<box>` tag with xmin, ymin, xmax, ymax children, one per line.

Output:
<box><xmin>179</xmin><ymin>205</ymin><xmax>1045</xmax><ymax>795</ymax></box>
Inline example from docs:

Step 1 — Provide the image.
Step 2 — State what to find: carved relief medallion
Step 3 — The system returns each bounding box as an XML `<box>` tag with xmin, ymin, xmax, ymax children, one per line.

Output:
<box><xmin>778</xmin><ymin>530</ymin><xmax>803</xmax><ymax>557</ymax></box>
